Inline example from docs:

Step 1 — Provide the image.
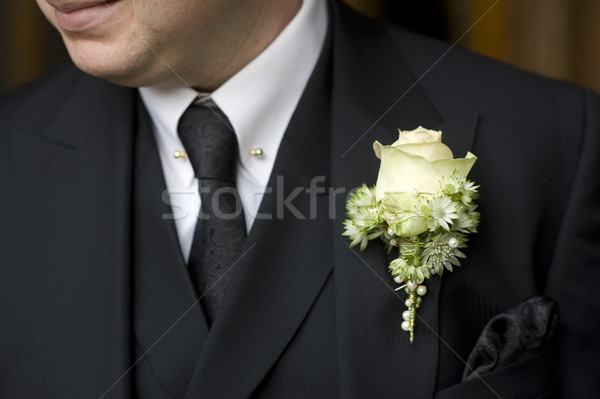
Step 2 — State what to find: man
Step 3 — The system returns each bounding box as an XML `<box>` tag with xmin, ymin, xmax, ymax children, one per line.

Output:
<box><xmin>1</xmin><ymin>0</ymin><xmax>599</xmax><ymax>397</ymax></box>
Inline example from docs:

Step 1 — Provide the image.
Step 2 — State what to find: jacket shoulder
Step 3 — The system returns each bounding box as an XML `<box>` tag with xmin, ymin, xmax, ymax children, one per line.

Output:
<box><xmin>383</xmin><ymin>26</ymin><xmax>591</xmax><ymax>112</ymax></box>
<box><xmin>0</xmin><ymin>64</ymin><xmax>88</xmax><ymax>131</ymax></box>
<box><xmin>0</xmin><ymin>63</ymin><xmax>133</xmax><ymax>143</ymax></box>
<box><xmin>0</xmin><ymin>63</ymin><xmax>84</xmax><ymax>111</ymax></box>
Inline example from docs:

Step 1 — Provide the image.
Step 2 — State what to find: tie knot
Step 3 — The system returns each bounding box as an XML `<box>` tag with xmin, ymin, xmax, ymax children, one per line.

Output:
<box><xmin>178</xmin><ymin>104</ymin><xmax>239</xmax><ymax>182</ymax></box>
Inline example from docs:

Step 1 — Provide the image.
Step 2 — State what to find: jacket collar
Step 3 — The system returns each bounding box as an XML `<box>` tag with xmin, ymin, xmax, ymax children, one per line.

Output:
<box><xmin>17</xmin><ymin>67</ymin><xmax>133</xmax><ymax>149</ymax></box>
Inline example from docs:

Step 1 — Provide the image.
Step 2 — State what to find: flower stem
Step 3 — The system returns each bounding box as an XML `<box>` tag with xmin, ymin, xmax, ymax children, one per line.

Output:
<box><xmin>409</xmin><ymin>291</ymin><xmax>417</xmax><ymax>343</ymax></box>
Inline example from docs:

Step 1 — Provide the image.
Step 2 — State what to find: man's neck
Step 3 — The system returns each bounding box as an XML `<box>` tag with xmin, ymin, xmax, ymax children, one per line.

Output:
<box><xmin>192</xmin><ymin>0</ymin><xmax>303</xmax><ymax>92</ymax></box>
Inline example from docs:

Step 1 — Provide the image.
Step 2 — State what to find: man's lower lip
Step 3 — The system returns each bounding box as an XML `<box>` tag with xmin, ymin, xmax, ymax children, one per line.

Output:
<box><xmin>54</xmin><ymin>1</ymin><xmax>121</xmax><ymax>32</ymax></box>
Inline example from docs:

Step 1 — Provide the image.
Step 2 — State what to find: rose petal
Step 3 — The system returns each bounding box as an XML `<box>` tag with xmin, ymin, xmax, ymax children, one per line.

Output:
<box><xmin>431</xmin><ymin>153</ymin><xmax>477</xmax><ymax>179</ymax></box>
<box><xmin>373</xmin><ymin>140</ymin><xmax>384</xmax><ymax>159</ymax></box>
<box><xmin>382</xmin><ymin>193</ymin><xmax>429</xmax><ymax>237</ymax></box>
<box><xmin>395</xmin><ymin>214</ymin><xmax>429</xmax><ymax>237</ymax></box>
<box><xmin>394</xmin><ymin>126</ymin><xmax>442</xmax><ymax>145</ymax></box>
<box><xmin>375</xmin><ymin>146</ymin><xmax>441</xmax><ymax>201</ymax></box>
<box><xmin>396</xmin><ymin>142</ymin><xmax>453</xmax><ymax>162</ymax></box>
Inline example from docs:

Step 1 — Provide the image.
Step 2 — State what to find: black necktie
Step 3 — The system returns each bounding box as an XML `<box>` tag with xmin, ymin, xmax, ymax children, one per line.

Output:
<box><xmin>177</xmin><ymin>102</ymin><xmax>247</xmax><ymax>325</ymax></box>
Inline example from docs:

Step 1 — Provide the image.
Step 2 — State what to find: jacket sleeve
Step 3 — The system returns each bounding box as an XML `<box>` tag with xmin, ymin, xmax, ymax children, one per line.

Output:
<box><xmin>546</xmin><ymin>88</ymin><xmax>600</xmax><ymax>398</ymax></box>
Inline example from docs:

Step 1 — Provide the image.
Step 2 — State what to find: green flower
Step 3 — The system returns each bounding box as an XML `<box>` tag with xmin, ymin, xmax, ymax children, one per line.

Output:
<box><xmin>454</xmin><ymin>205</ymin><xmax>480</xmax><ymax>233</ymax></box>
<box><xmin>343</xmin><ymin>185</ymin><xmax>384</xmax><ymax>250</ymax></box>
<box><xmin>388</xmin><ymin>255</ymin><xmax>432</xmax><ymax>284</ymax></box>
<box><xmin>428</xmin><ymin>197</ymin><xmax>458</xmax><ymax>231</ymax></box>
<box><xmin>389</xmin><ymin>257</ymin><xmax>409</xmax><ymax>278</ymax></box>
<box><xmin>422</xmin><ymin>233</ymin><xmax>467</xmax><ymax>274</ymax></box>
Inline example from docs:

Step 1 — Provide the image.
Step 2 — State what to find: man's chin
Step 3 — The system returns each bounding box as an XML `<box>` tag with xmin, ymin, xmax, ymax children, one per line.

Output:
<box><xmin>66</xmin><ymin>47</ymin><xmax>156</xmax><ymax>87</ymax></box>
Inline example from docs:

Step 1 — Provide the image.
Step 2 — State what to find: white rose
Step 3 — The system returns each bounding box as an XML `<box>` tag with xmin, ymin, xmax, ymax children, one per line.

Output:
<box><xmin>393</xmin><ymin>126</ymin><xmax>442</xmax><ymax>145</ymax></box>
<box><xmin>373</xmin><ymin>126</ymin><xmax>477</xmax><ymax>237</ymax></box>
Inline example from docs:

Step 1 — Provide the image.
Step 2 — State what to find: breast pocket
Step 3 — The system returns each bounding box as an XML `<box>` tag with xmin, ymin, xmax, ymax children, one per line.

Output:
<box><xmin>434</xmin><ymin>346</ymin><xmax>556</xmax><ymax>399</ymax></box>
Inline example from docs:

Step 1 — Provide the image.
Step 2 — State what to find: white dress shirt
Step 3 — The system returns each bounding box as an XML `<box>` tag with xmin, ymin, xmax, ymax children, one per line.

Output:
<box><xmin>138</xmin><ymin>0</ymin><xmax>328</xmax><ymax>260</ymax></box>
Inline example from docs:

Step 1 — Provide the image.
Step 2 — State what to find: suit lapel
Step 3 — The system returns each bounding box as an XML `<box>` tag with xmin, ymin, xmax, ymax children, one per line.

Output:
<box><xmin>132</xmin><ymin>98</ymin><xmax>210</xmax><ymax>398</ymax></box>
<box><xmin>330</xmin><ymin>2</ymin><xmax>477</xmax><ymax>398</ymax></box>
<box><xmin>10</xmin><ymin>69</ymin><xmax>135</xmax><ymax>398</ymax></box>
<box><xmin>184</xmin><ymin>26</ymin><xmax>334</xmax><ymax>399</ymax></box>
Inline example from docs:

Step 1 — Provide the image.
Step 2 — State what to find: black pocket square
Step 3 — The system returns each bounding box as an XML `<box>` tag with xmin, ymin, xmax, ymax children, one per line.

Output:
<box><xmin>463</xmin><ymin>295</ymin><xmax>559</xmax><ymax>382</ymax></box>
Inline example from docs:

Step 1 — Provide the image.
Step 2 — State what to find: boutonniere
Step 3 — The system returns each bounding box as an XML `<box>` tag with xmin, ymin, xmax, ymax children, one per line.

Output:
<box><xmin>343</xmin><ymin>127</ymin><xmax>480</xmax><ymax>342</ymax></box>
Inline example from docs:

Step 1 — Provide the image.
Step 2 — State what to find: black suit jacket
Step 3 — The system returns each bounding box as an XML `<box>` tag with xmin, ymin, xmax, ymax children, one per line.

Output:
<box><xmin>1</xmin><ymin>2</ymin><xmax>599</xmax><ymax>398</ymax></box>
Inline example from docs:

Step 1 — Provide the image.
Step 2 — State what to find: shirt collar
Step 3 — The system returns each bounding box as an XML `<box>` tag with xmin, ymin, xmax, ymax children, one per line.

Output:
<box><xmin>138</xmin><ymin>0</ymin><xmax>328</xmax><ymax>188</ymax></box>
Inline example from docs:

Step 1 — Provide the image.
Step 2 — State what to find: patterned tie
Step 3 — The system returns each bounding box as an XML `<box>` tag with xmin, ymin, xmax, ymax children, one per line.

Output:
<box><xmin>177</xmin><ymin>102</ymin><xmax>247</xmax><ymax>325</ymax></box>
